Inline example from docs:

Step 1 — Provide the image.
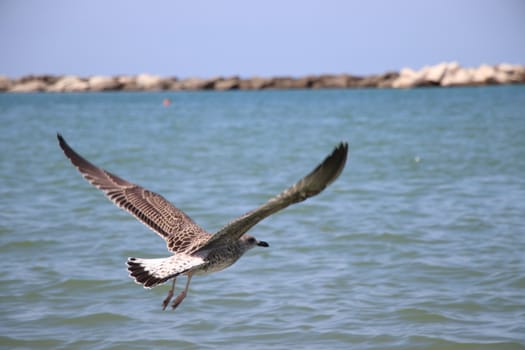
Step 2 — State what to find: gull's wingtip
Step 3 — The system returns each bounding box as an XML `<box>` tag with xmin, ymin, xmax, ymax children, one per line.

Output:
<box><xmin>57</xmin><ymin>133</ymin><xmax>66</xmax><ymax>147</ymax></box>
<box><xmin>331</xmin><ymin>141</ymin><xmax>349</xmax><ymax>167</ymax></box>
<box><xmin>336</xmin><ymin>141</ymin><xmax>349</xmax><ymax>155</ymax></box>
<box><xmin>57</xmin><ymin>133</ymin><xmax>72</xmax><ymax>156</ymax></box>
<box><xmin>319</xmin><ymin>141</ymin><xmax>348</xmax><ymax>188</ymax></box>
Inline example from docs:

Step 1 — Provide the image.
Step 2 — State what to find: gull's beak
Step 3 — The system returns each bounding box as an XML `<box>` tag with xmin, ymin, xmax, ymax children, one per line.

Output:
<box><xmin>257</xmin><ymin>240</ymin><xmax>269</xmax><ymax>247</ymax></box>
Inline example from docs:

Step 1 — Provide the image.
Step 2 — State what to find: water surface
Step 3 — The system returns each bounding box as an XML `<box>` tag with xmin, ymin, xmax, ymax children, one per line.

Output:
<box><xmin>1</xmin><ymin>86</ymin><xmax>524</xmax><ymax>349</ymax></box>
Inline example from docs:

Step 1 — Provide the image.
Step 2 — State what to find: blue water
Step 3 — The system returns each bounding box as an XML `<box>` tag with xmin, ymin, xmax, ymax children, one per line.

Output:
<box><xmin>1</xmin><ymin>86</ymin><xmax>525</xmax><ymax>349</ymax></box>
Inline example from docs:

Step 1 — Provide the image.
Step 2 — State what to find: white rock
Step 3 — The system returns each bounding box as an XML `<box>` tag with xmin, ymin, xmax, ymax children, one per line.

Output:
<box><xmin>446</xmin><ymin>61</ymin><xmax>461</xmax><ymax>74</ymax></box>
<box><xmin>495</xmin><ymin>63</ymin><xmax>525</xmax><ymax>83</ymax></box>
<box><xmin>497</xmin><ymin>63</ymin><xmax>517</xmax><ymax>73</ymax></box>
<box><xmin>399</xmin><ymin>67</ymin><xmax>417</xmax><ymax>77</ymax></box>
<box><xmin>47</xmin><ymin>76</ymin><xmax>89</xmax><ymax>92</ymax></box>
<box><xmin>425</xmin><ymin>62</ymin><xmax>448</xmax><ymax>84</ymax></box>
<box><xmin>135</xmin><ymin>74</ymin><xmax>164</xmax><ymax>90</ymax></box>
<box><xmin>9</xmin><ymin>80</ymin><xmax>48</xmax><ymax>92</ymax></box>
<box><xmin>471</xmin><ymin>64</ymin><xmax>495</xmax><ymax>84</ymax></box>
<box><xmin>392</xmin><ymin>67</ymin><xmax>424</xmax><ymax>88</ymax></box>
<box><xmin>117</xmin><ymin>76</ymin><xmax>136</xmax><ymax>84</ymax></box>
<box><xmin>492</xmin><ymin>70</ymin><xmax>512</xmax><ymax>84</ymax></box>
<box><xmin>391</xmin><ymin>76</ymin><xmax>413</xmax><ymax>88</ymax></box>
<box><xmin>88</xmin><ymin>76</ymin><xmax>119</xmax><ymax>91</ymax></box>
<box><xmin>441</xmin><ymin>65</ymin><xmax>474</xmax><ymax>87</ymax></box>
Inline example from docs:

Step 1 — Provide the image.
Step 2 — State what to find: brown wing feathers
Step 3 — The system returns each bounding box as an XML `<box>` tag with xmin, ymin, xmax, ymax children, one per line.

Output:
<box><xmin>57</xmin><ymin>134</ymin><xmax>209</xmax><ymax>253</ymax></box>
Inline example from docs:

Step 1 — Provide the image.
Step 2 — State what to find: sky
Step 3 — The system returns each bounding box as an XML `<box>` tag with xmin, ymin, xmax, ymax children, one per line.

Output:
<box><xmin>1</xmin><ymin>0</ymin><xmax>524</xmax><ymax>78</ymax></box>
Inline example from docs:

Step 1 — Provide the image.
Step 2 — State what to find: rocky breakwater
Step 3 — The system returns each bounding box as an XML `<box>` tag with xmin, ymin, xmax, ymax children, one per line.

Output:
<box><xmin>1</xmin><ymin>63</ymin><xmax>523</xmax><ymax>92</ymax></box>
<box><xmin>0</xmin><ymin>72</ymin><xmax>399</xmax><ymax>92</ymax></box>
<box><xmin>391</xmin><ymin>62</ymin><xmax>525</xmax><ymax>88</ymax></box>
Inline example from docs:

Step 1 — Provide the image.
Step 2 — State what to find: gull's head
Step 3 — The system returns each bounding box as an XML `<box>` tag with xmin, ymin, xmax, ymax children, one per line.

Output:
<box><xmin>240</xmin><ymin>234</ymin><xmax>269</xmax><ymax>251</ymax></box>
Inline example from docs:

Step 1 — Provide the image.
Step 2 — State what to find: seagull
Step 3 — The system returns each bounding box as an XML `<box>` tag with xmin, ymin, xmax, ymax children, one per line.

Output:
<box><xmin>57</xmin><ymin>134</ymin><xmax>348</xmax><ymax>310</ymax></box>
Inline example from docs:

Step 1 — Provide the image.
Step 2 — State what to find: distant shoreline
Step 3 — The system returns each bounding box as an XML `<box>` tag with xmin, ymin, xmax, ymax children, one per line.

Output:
<box><xmin>1</xmin><ymin>62</ymin><xmax>524</xmax><ymax>93</ymax></box>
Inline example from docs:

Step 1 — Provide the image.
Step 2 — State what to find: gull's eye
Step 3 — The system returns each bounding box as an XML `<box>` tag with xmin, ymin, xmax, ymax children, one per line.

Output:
<box><xmin>248</xmin><ymin>237</ymin><xmax>256</xmax><ymax>244</ymax></box>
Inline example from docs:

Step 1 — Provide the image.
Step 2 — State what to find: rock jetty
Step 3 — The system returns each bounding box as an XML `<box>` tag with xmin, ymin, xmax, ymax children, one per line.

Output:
<box><xmin>391</xmin><ymin>62</ymin><xmax>525</xmax><ymax>88</ymax></box>
<box><xmin>1</xmin><ymin>62</ymin><xmax>523</xmax><ymax>93</ymax></box>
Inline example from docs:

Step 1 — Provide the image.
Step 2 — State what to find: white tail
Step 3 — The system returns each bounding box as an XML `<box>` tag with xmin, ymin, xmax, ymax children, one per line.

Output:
<box><xmin>127</xmin><ymin>255</ymin><xmax>204</xmax><ymax>288</ymax></box>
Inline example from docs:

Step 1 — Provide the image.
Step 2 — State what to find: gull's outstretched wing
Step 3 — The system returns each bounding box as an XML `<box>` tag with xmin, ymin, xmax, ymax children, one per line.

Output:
<box><xmin>197</xmin><ymin>142</ymin><xmax>348</xmax><ymax>251</ymax></box>
<box><xmin>57</xmin><ymin>134</ymin><xmax>210</xmax><ymax>253</ymax></box>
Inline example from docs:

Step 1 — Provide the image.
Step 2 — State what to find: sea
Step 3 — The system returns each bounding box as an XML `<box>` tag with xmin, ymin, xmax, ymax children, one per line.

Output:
<box><xmin>1</xmin><ymin>86</ymin><xmax>524</xmax><ymax>350</ymax></box>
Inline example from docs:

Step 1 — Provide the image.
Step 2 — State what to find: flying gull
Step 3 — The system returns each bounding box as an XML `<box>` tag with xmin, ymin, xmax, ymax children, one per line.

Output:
<box><xmin>57</xmin><ymin>134</ymin><xmax>348</xmax><ymax>310</ymax></box>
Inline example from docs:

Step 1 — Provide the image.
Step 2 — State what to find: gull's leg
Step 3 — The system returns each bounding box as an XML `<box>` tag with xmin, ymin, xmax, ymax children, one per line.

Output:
<box><xmin>171</xmin><ymin>272</ymin><xmax>193</xmax><ymax>310</ymax></box>
<box><xmin>162</xmin><ymin>278</ymin><xmax>176</xmax><ymax>311</ymax></box>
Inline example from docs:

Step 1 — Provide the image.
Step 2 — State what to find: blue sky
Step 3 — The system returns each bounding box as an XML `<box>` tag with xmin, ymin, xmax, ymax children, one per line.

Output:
<box><xmin>1</xmin><ymin>0</ymin><xmax>524</xmax><ymax>78</ymax></box>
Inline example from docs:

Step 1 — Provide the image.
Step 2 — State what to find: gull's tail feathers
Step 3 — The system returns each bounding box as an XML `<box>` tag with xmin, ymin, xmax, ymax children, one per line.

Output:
<box><xmin>127</xmin><ymin>255</ymin><xmax>204</xmax><ymax>288</ymax></box>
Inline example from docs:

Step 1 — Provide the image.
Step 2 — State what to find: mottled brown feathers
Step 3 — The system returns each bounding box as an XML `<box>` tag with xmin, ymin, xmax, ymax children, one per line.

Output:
<box><xmin>57</xmin><ymin>134</ymin><xmax>211</xmax><ymax>254</ymax></box>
